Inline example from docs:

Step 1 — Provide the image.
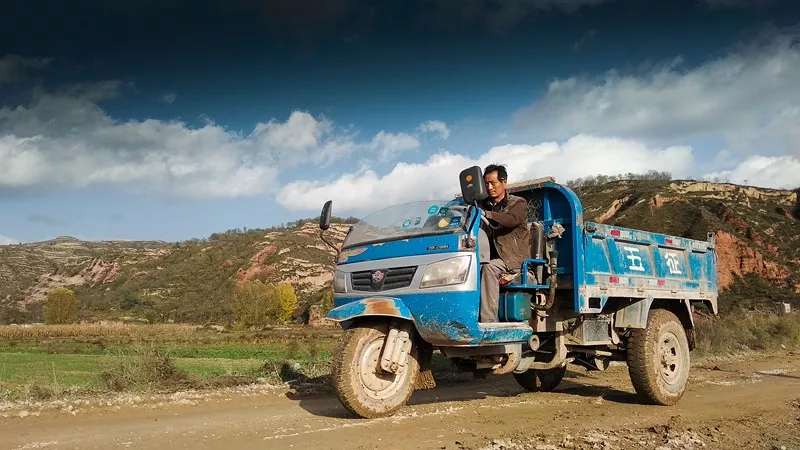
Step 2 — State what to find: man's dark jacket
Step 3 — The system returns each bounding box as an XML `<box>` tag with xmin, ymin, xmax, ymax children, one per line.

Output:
<box><xmin>479</xmin><ymin>193</ymin><xmax>531</xmax><ymax>271</ymax></box>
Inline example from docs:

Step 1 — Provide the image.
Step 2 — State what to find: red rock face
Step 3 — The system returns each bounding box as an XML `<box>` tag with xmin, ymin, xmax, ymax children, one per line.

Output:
<box><xmin>597</xmin><ymin>195</ymin><xmax>632</xmax><ymax>223</ymax></box>
<box><xmin>80</xmin><ymin>259</ymin><xmax>119</xmax><ymax>284</ymax></box>
<box><xmin>236</xmin><ymin>244</ymin><xmax>279</xmax><ymax>281</ymax></box>
<box><xmin>715</xmin><ymin>231</ymin><xmax>790</xmax><ymax>290</ymax></box>
<box><xmin>652</xmin><ymin>195</ymin><xmax>664</xmax><ymax>208</ymax></box>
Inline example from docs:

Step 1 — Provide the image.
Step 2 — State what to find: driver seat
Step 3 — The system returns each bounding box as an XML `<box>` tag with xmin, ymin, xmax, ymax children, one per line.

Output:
<box><xmin>499</xmin><ymin>221</ymin><xmax>544</xmax><ymax>286</ymax></box>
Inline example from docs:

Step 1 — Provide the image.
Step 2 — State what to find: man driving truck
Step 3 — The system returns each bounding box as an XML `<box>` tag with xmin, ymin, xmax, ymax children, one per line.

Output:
<box><xmin>478</xmin><ymin>164</ymin><xmax>531</xmax><ymax>323</ymax></box>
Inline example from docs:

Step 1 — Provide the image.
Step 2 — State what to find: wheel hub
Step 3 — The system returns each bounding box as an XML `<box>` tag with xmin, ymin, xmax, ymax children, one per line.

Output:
<box><xmin>658</xmin><ymin>331</ymin><xmax>682</xmax><ymax>385</ymax></box>
<box><xmin>358</xmin><ymin>337</ymin><xmax>407</xmax><ymax>400</ymax></box>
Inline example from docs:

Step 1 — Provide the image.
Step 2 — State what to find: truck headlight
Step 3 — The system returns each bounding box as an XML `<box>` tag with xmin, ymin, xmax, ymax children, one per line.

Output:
<box><xmin>333</xmin><ymin>270</ymin><xmax>346</xmax><ymax>293</ymax></box>
<box><xmin>420</xmin><ymin>255</ymin><xmax>471</xmax><ymax>289</ymax></box>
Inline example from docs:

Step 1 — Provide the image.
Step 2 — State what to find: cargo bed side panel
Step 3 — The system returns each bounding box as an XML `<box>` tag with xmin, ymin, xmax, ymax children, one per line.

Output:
<box><xmin>581</xmin><ymin>222</ymin><xmax>718</xmax><ymax>314</ymax></box>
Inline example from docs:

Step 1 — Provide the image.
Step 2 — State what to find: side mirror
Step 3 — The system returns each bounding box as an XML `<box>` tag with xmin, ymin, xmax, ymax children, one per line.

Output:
<box><xmin>459</xmin><ymin>166</ymin><xmax>488</xmax><ymax>205</ymax></box>
<box><xmin>320</xmin><ymin>200</ymin><xmax>332</xmax><ymax>231</ymax></box>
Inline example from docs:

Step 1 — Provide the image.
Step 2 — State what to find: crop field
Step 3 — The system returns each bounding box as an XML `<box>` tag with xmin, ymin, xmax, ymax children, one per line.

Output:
<box><xmin>0</xmin><ymin>324</ymin><xmax>342</xmax><ymax>400</ymax></box>
<box><xmin>1</xmin><ymin>311</ymin><xmax>799</xmax><ymax>402</ymax></box>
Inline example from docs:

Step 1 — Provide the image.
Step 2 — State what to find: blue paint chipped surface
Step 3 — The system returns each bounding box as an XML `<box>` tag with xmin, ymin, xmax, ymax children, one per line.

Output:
<box><xmin>581</xmin><ymin>222</ymin><xmax>718</xmax><ymax>313</ymax></box>
<box><xmin>326</xmin><ymin>178</ymin><xmax>719</xmax><ymax>348</ymax></box>
<box><xmin>511</xmin><ymin>180</ymin><xmax>718</xmax><ymax>314</ymax></box>
<box><xmin>329</xmin><ymin>292</ymin><xmax>532</xmax><ymax>346</ymax></box>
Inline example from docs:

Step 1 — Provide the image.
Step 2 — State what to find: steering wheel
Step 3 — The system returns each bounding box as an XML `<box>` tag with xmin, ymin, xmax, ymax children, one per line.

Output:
<box><xmin>450</xmin><ymin>204</ymin><xmax>494</xmax><ymax>228</ymax></box>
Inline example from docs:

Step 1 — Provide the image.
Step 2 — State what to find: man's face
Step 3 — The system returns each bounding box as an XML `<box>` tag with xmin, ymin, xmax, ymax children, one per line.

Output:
<box><xmin>484</xmin><ymin>171</ymin><xmax>506</xmax><ymax>201</ymax></box>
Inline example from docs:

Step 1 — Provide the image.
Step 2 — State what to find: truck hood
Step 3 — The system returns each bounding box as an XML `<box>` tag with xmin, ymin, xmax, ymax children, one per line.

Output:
<box><xmin>337</xmin><ymin>232</ymin><xmax>463</xmax><ymax>265</ymax></box>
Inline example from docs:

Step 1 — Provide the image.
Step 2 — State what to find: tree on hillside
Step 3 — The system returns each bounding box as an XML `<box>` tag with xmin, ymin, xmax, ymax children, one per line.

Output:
<box><xmin>566</xmin><ymin>170</ymin><xmax>673</xmax><ymax>190</ymax></box>
<box><xmin>230</xmin><ymin>280</ymin><xmax>298</xmax><ymax>328</ymax></box>
<box><xmin>230</xmin><ymin>280</ymin><xmax>275</xmax><ymax>329</ymax></box>
<box><xmin>275</xmin><ymin>283</ymin><xmax>298</xmax><ymax>324</ymax></box>
<box><xmin>44</xmin><ymin>287</ymin><xmax>78</xmax><ymax>324</ymax></box>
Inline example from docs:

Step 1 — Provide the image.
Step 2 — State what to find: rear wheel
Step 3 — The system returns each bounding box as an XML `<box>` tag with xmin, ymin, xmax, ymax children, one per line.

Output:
<box><xmin>513</xmin><ymin>365</ymin><xmax>567</xmax><ymax>392</ymax></box>
<box><xmin>627</xmin><ymin>309</ymin><xmax>691</xmax><ymax>405</ymax></box>
<box><xmin>331</xmin><ymin>321</ymin><xmax>419</xmax><ymax>418</ymax></box>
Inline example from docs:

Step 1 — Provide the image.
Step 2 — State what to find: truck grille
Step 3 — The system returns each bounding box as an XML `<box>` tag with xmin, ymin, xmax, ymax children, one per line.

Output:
<box><xmin>350</xmin><ymin>266</ymin><xmax>417</xmax><ymax>292</ymax></box>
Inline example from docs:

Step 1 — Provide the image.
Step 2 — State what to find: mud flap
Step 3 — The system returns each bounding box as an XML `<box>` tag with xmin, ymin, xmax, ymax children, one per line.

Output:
<box><xmin>413</xmin><ymin>340</ymin><xmax>436</xmax><ymax>390</ymax></box>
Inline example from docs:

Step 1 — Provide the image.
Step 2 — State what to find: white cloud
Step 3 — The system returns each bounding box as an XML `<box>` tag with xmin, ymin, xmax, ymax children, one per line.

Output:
<box><xmin>515</xmin><ymin>30</ymin><xmax>800</xmax><ymax>158</ymax></box>
<box><xmin>703</xmin><ymin>155</ymin><xmax>800</xmax><ymax>189</ymax></box>
<box><xmin>371</xmin><ymin>131</ymin><xmax>420</xmax><ymax>161</ymax></box>
<box><xmin>0</xmin><ymin>235</ymin><xmax>20</xmax><ymax>245</ymax></box>
<box><xmin>160</xmin><ymin>92</ymin><xmax>177</xmax><ymax>104</ymax></box>
<box><xmin>417</xmin><ymin>120</ymin><xmax>451</xmax><ymax>140</ymax></box>
<box><xmin>277</xmin><ymin>134</ymin><xmax>694</xmax><ymax>213</ymax></box>
<box><xmin>0</xmin><ymin>54</ymin><xmax>51</xmax><ymax>83</ymax></box>
<box><xmin>0</xmin><ymin>84</ymin><xmax>445</xmax><ymax>199</ymax></box>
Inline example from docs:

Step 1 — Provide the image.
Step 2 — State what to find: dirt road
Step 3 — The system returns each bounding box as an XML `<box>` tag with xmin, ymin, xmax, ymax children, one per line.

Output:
<box><xmin>2</xmin><ymin>351</ymin><xmax>799</xmax><ymax>450</ymax></box>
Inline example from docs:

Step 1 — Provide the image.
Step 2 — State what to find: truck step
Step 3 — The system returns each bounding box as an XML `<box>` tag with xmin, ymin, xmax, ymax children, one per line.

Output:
<box><xmin>477</xmin><ymin>322</ymin><xmax>530</xmax><ymax>329</ymax></box>
<box><xmin>503</xmin><ymin>284</ymin><xmax>549</xmax><ymax>290</ymax></box>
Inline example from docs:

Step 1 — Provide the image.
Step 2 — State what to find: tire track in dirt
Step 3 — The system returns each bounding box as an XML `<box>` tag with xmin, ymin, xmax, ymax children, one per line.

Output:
<box><xmin>1</xmin><ymin>352</ymin><xmax>799</xmax><ymax>450</ymax></box>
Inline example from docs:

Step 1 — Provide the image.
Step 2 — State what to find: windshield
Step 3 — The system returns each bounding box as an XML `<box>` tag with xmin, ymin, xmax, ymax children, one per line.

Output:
<box><xmin>342</xmin><ymin>199</ymin><xmax>467</xmax><ymax>248</ymax></box>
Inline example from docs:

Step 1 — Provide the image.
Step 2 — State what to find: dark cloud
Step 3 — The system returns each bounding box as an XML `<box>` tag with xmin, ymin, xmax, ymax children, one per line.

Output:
<box><xmin>572</xmin><ymin>28</ymin><xmax>599</xmax><ymax>51</ymax></box>
<box><xmin>0</xmin><ymin>54</ymin><xmax>51</xmax><ymax>83</ymax></box>
<box><xmin>2</xmin><ymin>0</ymin><xmax>794</xmax><ymax>63</ymax></box>
<box><xmin>160</xmin><ymin>92</ymin><xmax>177</xmax><ymax>105</ymax></box>
<box><xmin>27</xmin><ymin>213</ymin><xmax>68</xmax><ymax>226</ymax></box>
<box><xmin>700</xmin><ymin>0</ymin><xmax>779</xmax><ymax>9</ymax></box>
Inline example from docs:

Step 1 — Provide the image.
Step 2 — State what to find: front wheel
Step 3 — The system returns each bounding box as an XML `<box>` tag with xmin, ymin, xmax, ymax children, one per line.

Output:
<box><xmin>331</xmin><ymin>321</ymin><xmax>419</xmax><ymax>418</ymax></box>
<box><xmin>627</xmin><ymin>308</ymin><xmax>691</xmax><ymax>405</ymax></box>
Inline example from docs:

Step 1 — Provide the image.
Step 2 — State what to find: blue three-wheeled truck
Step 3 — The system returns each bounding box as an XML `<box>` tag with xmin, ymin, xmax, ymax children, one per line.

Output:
<box><xmin>318</xmin><ymin>166</ymin><xmax>719</xmax><ymax>418</ymax></box>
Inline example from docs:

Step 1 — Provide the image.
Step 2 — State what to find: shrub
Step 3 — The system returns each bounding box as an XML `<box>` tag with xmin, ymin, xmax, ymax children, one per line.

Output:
<box><xmin>318</xmin><ymin>290</ymin><xmax>333</xmax><ymax>314</ymax></box>
<box><xmin>275</xmin><ymin>283</ymin><xmax>298</xmax><ymax>324</ymax></box>
<box><xmin>230</xmin><ymin>280</ymin><xmax>298</xmax><ymax>328</ymax></box>
<box><xmin>231</xmin><ymin>280</ymin><xmax>273</xmax><ymax>329</ymax></box>
<box><xmin>100</xmin><ymin>344</ymin><xmax>190</xmax><ymax>392</ymax></box>
<box><xmin>43</xmin><ymin>287</ymin><xmax>78</xmax><ymax>325</ymax></box>
<box><xmin>694</xmin><ymin>311</ymin><xmax>800</xmax><ymax>357</ymax></box>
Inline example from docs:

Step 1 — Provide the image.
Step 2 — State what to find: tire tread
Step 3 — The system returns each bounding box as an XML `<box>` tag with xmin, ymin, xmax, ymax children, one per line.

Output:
<box><xmin>626</xmin><ymin>308</ymin><xmax>689</xmax><ymax>406</ymax></box>
<box><xmin>331</xmin><ymin>322</ymin><xmax>418</xmax><ymax>419</ymax></box>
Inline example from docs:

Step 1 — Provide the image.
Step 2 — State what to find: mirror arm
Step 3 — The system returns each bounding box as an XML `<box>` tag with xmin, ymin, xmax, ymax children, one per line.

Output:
<box><xmin>320</xmin><ymin>230</ymin><xmax>340</xmax><ymax>261</ymax></box>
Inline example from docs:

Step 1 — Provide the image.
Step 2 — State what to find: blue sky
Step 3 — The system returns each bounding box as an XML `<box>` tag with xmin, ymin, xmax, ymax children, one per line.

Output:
<box><xmin>1</xmin><ymin>0</ymin><xmax>799</xmax><ymax>244</ymax></box>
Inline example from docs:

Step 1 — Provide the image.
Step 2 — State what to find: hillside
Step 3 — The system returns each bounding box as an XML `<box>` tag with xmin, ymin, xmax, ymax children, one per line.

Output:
<box><xmin>0</xmin><ymin>179</ymin><xmax>798</xmax><ymax>324</ymax></box>
<box><xmin>0</xmin><ymin>237</ymin><xmax>168</xmax><ymax>321</ymax></box>
<box><xmin>577</xmin><ymin>179</ymin><xmax>799</xmax><ymax>311</ymax></box>
<box><xmin>0</xmin><ymin>220</ymin><xmax>353</xmax><ymax>324</ymax></box>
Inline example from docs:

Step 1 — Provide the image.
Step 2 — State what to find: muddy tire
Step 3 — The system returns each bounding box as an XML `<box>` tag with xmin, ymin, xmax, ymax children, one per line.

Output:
<box><xmin>331</xmin><ymin>321</ymin><xmax>419</xmax><ymax>419</ymax></box>
<box><xmin>513</xmin><ymin>365</ymin><xmax>567</xmax><ymax>392</ymax></box>
<box><xmin>627</xmin><ymin>308</ymin><xmax>691</xmax><ymax>406</ymax></box>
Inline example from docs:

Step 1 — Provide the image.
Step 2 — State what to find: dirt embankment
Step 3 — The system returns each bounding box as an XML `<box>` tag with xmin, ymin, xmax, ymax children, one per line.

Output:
<box><xmin>715</xmin><ymin>231</ymin><xmax>791</xmax><ymax>290</ymax></box>
<box><xmin>234</xmin><ymin>222</ymin><xmax>351</xmax><ymax>291</ymax></box>
<box><xmin>21</xmin><ymin>259</ymin><xmax>121</xmax><ymax>305</ymax></box>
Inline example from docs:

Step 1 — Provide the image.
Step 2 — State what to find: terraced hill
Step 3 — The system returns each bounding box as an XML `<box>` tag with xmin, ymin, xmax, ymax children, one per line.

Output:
<box><xmin>577</xmin><ymin>179</ymin><xmax>799</xmax><ymax>311</ymax></box>
<box><xmin>1</xmin><ymin>180</ymin><xmax>797</xmax><ymax>324</ymax></box>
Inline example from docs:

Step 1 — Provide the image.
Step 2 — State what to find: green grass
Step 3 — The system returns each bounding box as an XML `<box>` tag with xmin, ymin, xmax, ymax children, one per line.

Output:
<box><xmin>0</xmin><ymin>340</ymin><xmax>335</xmax><ymax>360</ymax></box>
<box><xmin>694</xmin><ymin>311</ymin><xmax>800</xmax><ymax>357</ymax></box>
<box><xmin>0</xmin><ymin>353</ymin><xmax>104</xmax><ymax>388</ymax></box>
<box><xmin>1</xmin><ymin>312</ymin><xmax>799</xmax><ymax>401</ymax></box>
<box><xmin>0</xmin><ymin>353</ymin><xmax>266</xmax><ymax>388</ymax></box>
<box><xmin>0</xmin><ymin>328</ymin><xmax>339</xmax><ymax>400</ymax></box>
